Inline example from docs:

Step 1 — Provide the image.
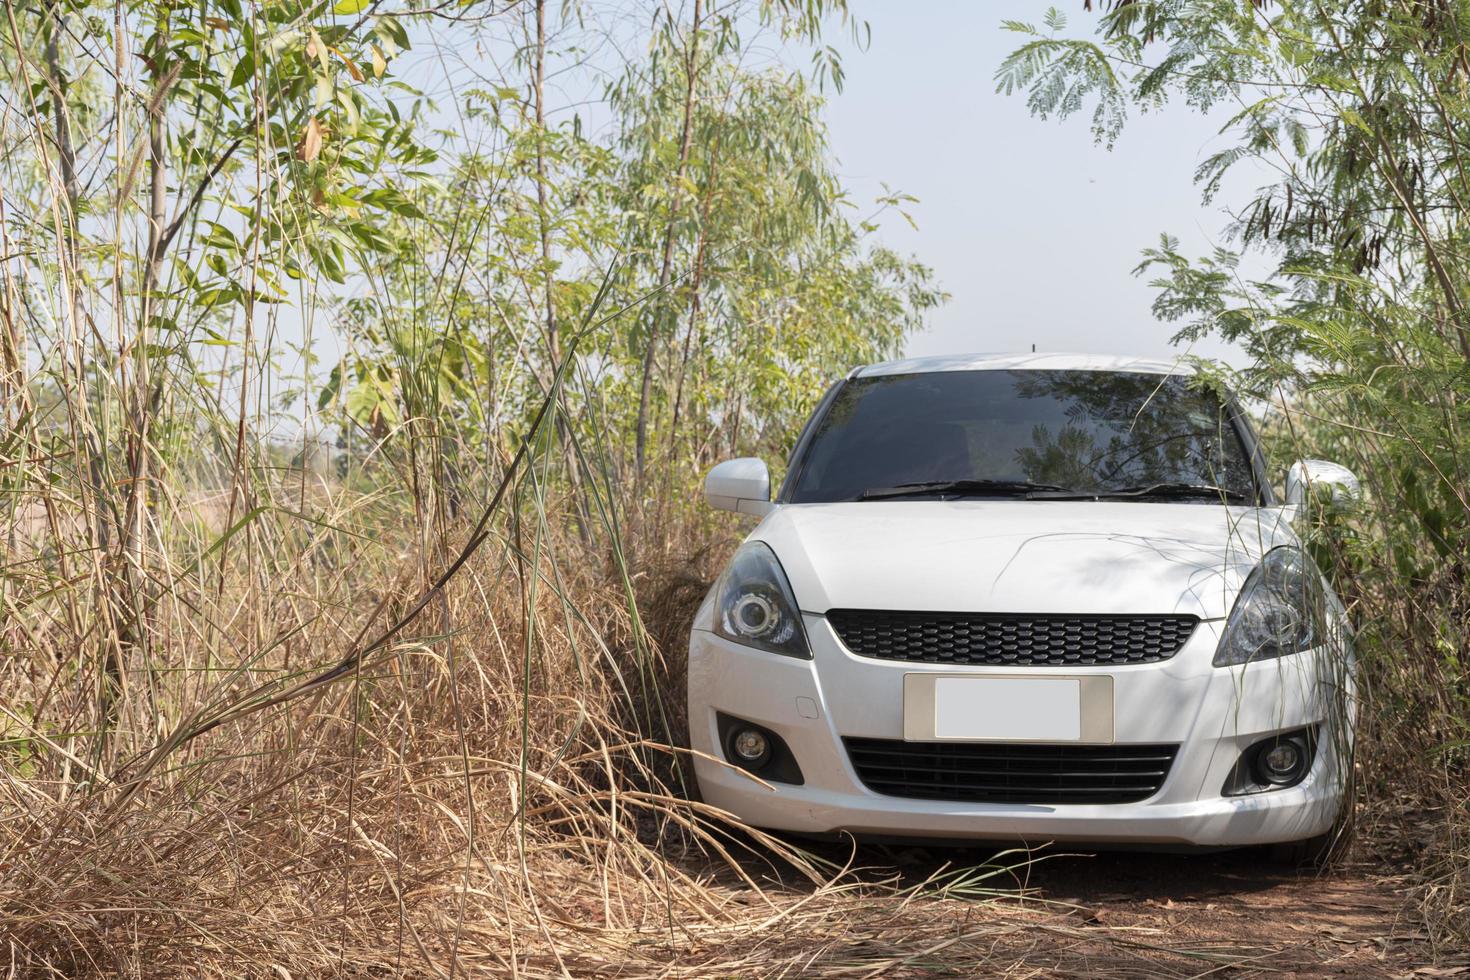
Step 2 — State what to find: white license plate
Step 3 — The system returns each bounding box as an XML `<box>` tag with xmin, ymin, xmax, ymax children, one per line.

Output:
<box><xmin>903</xmin><ymin>674</ymin><xmax>1115</xmax><ymax>743</ymax></box>
<box><xmin>936</xmin><ymin>676</ymin><xmax>1080</xmax><ymax>740</ymax></box>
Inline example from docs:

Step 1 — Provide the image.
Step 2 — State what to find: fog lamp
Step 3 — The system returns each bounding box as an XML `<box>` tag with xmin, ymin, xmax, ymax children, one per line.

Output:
<box><xmin>1257</xmin><ymin>741</ymin><xmax>1304</xmax><ymax>785</ymax></box>
<box><xmin>1222</xmin><ymin>727</ymin><xmax>1317</xmax><ymax>796</ymax></box>
<box><xmin>731</xmin><ymin>728</ymin><xmax>771</xmax><ymax>766</ymax></box>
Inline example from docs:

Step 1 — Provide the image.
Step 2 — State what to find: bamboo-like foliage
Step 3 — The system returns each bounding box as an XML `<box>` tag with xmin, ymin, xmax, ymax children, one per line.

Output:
<box><xmin>0</xmin><ymin>0</ymin><xmax>980</xmax><ymax>974</ymax></box>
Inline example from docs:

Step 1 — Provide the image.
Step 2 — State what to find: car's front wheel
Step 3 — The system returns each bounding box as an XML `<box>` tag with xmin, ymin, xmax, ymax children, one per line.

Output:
<box><xmin>1267</xmin><ymin>804</ymin><xmax>1356</xmax><ymax>867</ymax></box>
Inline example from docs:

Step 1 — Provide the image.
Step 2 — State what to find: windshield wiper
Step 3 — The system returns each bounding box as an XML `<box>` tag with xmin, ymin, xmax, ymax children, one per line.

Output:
<box><xmin>1097</xmin><ymin>482</ymin><xmax>1251</xmax><ymax>502</ymax></box>
<box><xmin>858</xmin><ymin>479</ymin><xmax>1075</xmax><ymax>501</ymax></box>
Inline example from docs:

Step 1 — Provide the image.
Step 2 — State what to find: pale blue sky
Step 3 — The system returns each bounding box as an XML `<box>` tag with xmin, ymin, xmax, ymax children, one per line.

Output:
<box><xmin>820</xmin><ymin>1</ymin><xmax>1262</xmax><ymax>366</ymax></box>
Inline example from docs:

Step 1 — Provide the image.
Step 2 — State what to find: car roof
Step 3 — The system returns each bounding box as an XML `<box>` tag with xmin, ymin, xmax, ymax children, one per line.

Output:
<box><xmin>848</xmin><ymin>352</ymin><xmax>1199</xmax><ymax>379</ymax></box>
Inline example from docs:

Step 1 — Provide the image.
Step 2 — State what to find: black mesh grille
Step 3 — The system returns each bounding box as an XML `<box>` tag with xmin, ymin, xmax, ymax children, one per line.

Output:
<box><xmin>844</xmin><ymin>738</ymin><xmax>1178</xmax><ymax>804</ymax></box>
<box><xmin>826</xmin><ymin>610</ymin><xmax>1198</xmax><ymax>667</ymax></box>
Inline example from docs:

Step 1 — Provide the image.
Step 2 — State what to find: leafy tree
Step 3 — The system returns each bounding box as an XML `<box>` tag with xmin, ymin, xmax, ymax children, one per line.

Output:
<box><xmin>1000</xmin><ymin>2</ymin><xmax>1470</xmax><ymax>932</ymax></box>
<box><xmin>998</xmin><ymin>0</ymin><xmax>1470</xmax><ymax>585</ymax></box>
<box><xmin>605</xmin><ymin>39</ymin><xmax>943</xmax><ymax>488</ymax></box>
<box><xmin>320</xmin><ymin>0</ymin><xmax>943</xmax><ymax>516</ymax></box>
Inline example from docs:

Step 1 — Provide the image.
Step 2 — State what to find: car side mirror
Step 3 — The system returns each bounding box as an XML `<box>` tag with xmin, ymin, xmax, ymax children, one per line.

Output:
<box><xmin>1285</xmin><ymin>459</ymin><xmax>1361</xmax><ymax>508</ymax></box>
<box><xmin>704</xmin><ymin>458</ymin><xmax>773</xmax><ymax>517</ymax></box>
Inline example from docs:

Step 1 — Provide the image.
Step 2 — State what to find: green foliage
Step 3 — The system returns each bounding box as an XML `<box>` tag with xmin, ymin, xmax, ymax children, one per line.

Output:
<box><xmin>0</xmin><ymin>0</ymin><xmax>941</xmax><ymax>747</ymax></box>
<box><xmin>996</xmin><ymin>9</ymin><xmax>1137</xmax><ymax>147</ymax></box>
<box><xmin>1</xmin><ymin>0</ymin><xmax>937</xmax><ymax>511</ymax></box>
<box><xmin>319</xmin><ymin>3</ymin><xmax>944</xmax><ymax>490</ymax></box>
<box><xmin>603</xmin><ymin>51</ymin><xmax>943</xmax><ymax>471</ymax></box>
<box><xmin>0</xmin><ymin>3</ymin><xmax>950</xmax><ymax>967</ymax></box>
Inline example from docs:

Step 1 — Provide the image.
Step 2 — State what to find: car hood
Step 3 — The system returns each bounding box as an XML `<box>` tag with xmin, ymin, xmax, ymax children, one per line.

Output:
<box><xmin>752</xmin><ymin>501</ymin><xmax>1300</xmax><ymax>621</ymax></box>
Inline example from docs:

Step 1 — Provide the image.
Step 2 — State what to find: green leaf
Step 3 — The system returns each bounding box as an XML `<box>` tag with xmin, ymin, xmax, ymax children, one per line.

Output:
<box><xmin>318</xmin><ymin>364</ymin><xmax>343</xmax><ymax>410</ymax></box>
<box><xmin>344</xmin><ymin>378</ymin><xmax>383</xmax><ymax>422</ymax></box>
<box><xmin>333</xmin><ymin>0</ymin><xmax>371</xmax><ymax>14</ymax></box>
<box><xmin>230</xmin><ymin>50</ymin><xmax>254</xmax><ymax>88</ymax></box>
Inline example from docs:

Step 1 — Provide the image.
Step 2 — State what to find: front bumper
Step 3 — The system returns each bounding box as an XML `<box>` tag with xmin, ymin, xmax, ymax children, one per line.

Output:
<box><xmin>688</xmin><ymin>615</ymin><xmax>1351</xmax><ymax>847</ymax></box>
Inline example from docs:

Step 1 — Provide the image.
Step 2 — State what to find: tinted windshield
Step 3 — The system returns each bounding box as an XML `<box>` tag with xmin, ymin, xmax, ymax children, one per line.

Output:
<box><xmin>787</xmin><ymin>369</ymin><xmax>1259</xmax><ymax>503</ymax></box>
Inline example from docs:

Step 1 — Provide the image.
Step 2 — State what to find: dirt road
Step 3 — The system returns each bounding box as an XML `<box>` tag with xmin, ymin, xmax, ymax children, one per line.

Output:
<box><xmin>1003</xmin><ymin>847</ymin><xmax>1437</xmax><ymax>976</ymax></box>
<box><xmin>724</xmin><ymin>835</ymin><xmax>1463</xmax><ymax>978</ymax></box>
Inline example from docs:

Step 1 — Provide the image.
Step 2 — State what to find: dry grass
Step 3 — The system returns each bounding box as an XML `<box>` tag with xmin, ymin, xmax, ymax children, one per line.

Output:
<box><xmin>0</xmin><ymin>399</ymin><xmax>1461</xmax><ymax>978</ymax></box>
<box><xmin>0</xmin><ymin>459</ymin><xmax>1388</xmax><ymax>978</ymax></box>
<box><xmin>0</xmin><ymin>471</ymin><xmax>1063</xmax><ymax>976</ymax></box>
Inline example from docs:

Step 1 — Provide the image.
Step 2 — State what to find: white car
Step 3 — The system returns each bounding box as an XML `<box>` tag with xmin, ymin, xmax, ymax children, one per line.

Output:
<box><xmin>688</xmin><ymin>353</ymin><xmax>1358</xmax><ymax>856</ymax></box>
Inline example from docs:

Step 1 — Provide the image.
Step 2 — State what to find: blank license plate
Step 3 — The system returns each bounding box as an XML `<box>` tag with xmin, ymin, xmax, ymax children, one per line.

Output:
<box><xmin>904</xmin><ymin>673</ymin><xmax>1114</xmax><ymax>743</ymax></box>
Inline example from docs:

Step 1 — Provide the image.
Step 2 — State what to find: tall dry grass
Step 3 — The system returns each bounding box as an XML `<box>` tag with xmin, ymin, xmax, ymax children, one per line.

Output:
<box><xmin>0</xmin><ymin>429</ymin><xmax>1267</xmax><ymax>978</ymax></box>
<box><xmin>2</xmin><ymin>306</ymin><xmax>1463</xmax><ymax>974</ymax></box>
<box><xmin>0</xmin><ymin>428</ymin><xmax>713</xmax><ymax>974</ymax></box>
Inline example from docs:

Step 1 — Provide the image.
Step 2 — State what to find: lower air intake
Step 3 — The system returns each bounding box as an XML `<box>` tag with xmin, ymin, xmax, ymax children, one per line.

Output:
<box><xmin>844</xmin><ymin>738</ymin><xmax>1178</xmax><ymax>804</ymax></box>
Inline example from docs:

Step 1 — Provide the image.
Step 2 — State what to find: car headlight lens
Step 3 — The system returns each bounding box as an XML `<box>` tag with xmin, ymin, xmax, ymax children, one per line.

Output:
<box><xmin>1214</xmin><ymin>546</ymin><xmax>1327</xmax><ymax>667</ymax></box>
<box><xmin>714</xmin><ymin>541</ymin><xmax>810</xmax><ymax>658</ymax></box>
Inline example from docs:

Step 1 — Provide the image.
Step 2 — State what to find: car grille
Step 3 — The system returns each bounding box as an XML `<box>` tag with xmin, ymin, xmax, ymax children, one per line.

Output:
<box><xmin>844</xmin><ymin>738</ymin><xmax>1178</xmax><ymax>804</ymax></box>
<box><xmin>826</xmin><ymin>610</ymin><xmax>1198</xmax><ymax>667</ymax></box>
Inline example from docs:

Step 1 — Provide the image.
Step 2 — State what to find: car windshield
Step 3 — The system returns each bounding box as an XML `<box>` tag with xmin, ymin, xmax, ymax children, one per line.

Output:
<box><xmin>787</xmin><ymin>369</ymin><xmax>1259</xmax><ymax>504</ymax></box>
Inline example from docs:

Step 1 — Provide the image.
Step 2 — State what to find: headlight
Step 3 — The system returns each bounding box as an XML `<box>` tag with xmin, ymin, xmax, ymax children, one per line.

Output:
<box><xmin>714</xmin><ymin>542</ymin><xmax>810</xmax><ymax>659</ymax></box>
<box><xmin>1214</xmin><ymin>546</ymin><xmax>1327</xmax><ymax>667</ymax></box>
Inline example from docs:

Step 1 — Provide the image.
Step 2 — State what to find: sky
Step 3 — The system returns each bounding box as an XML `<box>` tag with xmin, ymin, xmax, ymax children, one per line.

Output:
<box><xmin>818</xmin><ymin>1</ymin><xmax>1263</xmax><ymax>367</ymax></box>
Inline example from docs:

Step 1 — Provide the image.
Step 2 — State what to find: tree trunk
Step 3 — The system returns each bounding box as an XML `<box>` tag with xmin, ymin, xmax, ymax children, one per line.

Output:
<box><xmin>533</xmin><ymin>0</ymin><xmax>557</xmax><ymax>371</ymax></box>
<box><xmin>104</xmin><ymin>27</ymin><xmax>175</xmax><ymax>731</ymax></box>
<box><xmin>42</xmin><ymin>2</ymin><xmax>80</xmax><ymax>233</ymax></box>
<box><xmin>666</xmin><ymin>144</ymin><xmax>720</xmax><ymax>466</ymax></box>
<box><xmin>633</xmin><ymin>0</ymin><xmax>703</xmax><ymax>481</ymax></box>
<box><xmin>531</xmin><ymin>0</ymin><xmax>592</xmax><ymax>543</ymax></box>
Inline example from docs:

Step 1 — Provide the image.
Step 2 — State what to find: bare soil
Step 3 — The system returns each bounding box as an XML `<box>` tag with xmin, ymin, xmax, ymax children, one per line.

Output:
<box><xmin>721</xmin><ymin>833</ymin><xmax>1465</xmax><ymax>978</ymax></box>
<box><xmin>1002</xmin><ymin>848</ymin><xmax>1433</xmax><ymax>976</ymax></box>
